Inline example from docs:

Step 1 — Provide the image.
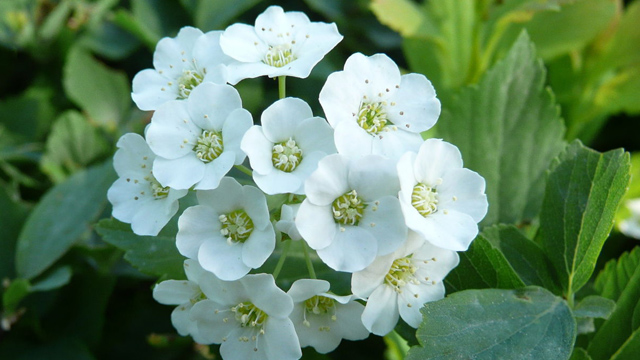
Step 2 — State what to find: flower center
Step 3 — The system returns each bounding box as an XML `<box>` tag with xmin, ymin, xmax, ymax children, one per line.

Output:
<box><xmin>272</xmin><ymin>137</ymin><xmax>303</xmax><ymax>172</ymax></box>
<box><xmin>232</xmin><ymin>302</ymin><xmax>267</xmax><ymax>328</ymax></box>
<box><xmin>144</xmin><ymin>173</ymin><xmax>170</xmax><ymax>199</ymax></box>
<box><xmin>177</xmin><ymin>69</ymin><xmax>204</xmax><ymax>99</ymax></box>
<box><xmin>304</xmin><ymin>295</ymin><xmax>335</xmax><ymax>315</ymax></box>
<box><xmin>412</xmin><ymin>183</ymin><xmax>439</xmax><ymax>217</ymax></box>
<box><xmin>219</xmin><ymin>210</ymin><xmax>254</xmax><ymax>244</ymax></box>
<box><xmin>385</xmin><ymin>257</ymin><xmax>419</xmax><ymax>293</ymax></box>
<box><xmin>194</xmin><ymin>130</ymin><xmax>224</xmax><ymax>163</ymax></box>
<box><xmin>332</xmin><ymin>190</ymin><xmax>366</xmax><ymax>226</ymax></box>
<box><xmin>264</xmin><ymin>44</ymin><xmax>296</xmax><ymax>67</ymax></box>
<box><xmin>189</xmin><ymin>290</ymin><xmax>207</xmax><ymax>305</ymax></box>
<box><xmin>357</xmin><ymin>102</ymin><xmax>388</xmax><ymax>135</ymax></box>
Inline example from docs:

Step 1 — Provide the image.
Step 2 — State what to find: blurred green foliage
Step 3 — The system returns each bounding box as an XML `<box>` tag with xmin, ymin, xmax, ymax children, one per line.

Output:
<box><xmin>0</xmin><ymin>0</ymin><xmax>639</xmax><ymax>359</ymax></box>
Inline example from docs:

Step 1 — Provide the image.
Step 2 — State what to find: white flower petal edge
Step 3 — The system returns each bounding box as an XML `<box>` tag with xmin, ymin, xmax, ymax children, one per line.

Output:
<box><xmin>190</xmin><ymin>273</ymin><xmax>302</xmax><ymax>360</ymax></box>
<box><xmin>220</xmin><ymin>5</ymin><xmax>343</xmax><ymax>83</ymax></box>
<box><xmin>107</xmin><ymin>133</ymin><xmax>187</xmax><ymax>236</ymax></box>
<box><xmin>620</xmin><ymin>198</ymin><xmax>640</xmax><ymax>239</ymax></box>
<box><xmin>352</xmin><ymin>232</ymin><xmax>459</xmax><ymax>335</ymax></box>
<box><xmin>176</xmin><ymin>177</ymin><xmax>275</xmax><ymax>281</ymax></box>
<box><xmin>152</xmin><ymin>260</ymin><xmax>208</xmax><ymax>343</ymax></box>
<box><xmin>132</xmin><ymin>27</ymin><xmax>230</xmax><ymax>111</ymax></box>
<box><xmin>319</xmin><ymin>52</ymin><xmax>440</xmax><ymax>160</ymax></box>
<box><xmin>296</xmin><ymin>154</ymin><xmax>407</xmax><ymax>272</ymax></box>
<box><xmin>276</xmin><ymin>203</ymin><xmax>303</xmax><ymax>241</ymax></box>
<box><xmin>242</xmin><ymin>97</ymin><xmax>336</xmax><ymax>195</ymax></box>
<box><xmin>397</xmin><ymin>138</ymin><xmax>488</xmax><ymax>251</ymax></box>
<box><xmin>287</xmin><ymin>279</ymin><xmax>369</xmax><ymax>354</ymax></box>
<box><xmin>146</xmin><ymin>83</ymin><xmax>251</xmax><ymax>190</ymax></box>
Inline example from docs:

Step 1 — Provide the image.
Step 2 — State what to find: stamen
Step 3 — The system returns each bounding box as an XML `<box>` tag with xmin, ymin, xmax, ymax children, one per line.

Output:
<box><xmin>220</xmin><ymin>210</ymin><xmax>254</xmax><ymax>243</ymax></box>
<box><xmin>194</xmin><ymin>129</ymin><xmax>224</xmax><ymax>163</ymax></box>
<box><xmin>264</xmin><ymin>44</ymin><xmax>296</xmax><ymax>67</ymax></box>
<box><xmin>332</xmin><ymin>190</ymin><xmax>366</xmax><ymax>226</ymax></box>
<box><xmin>272</xmin><ymin>137</ymin><xmax>303</xmax><ymax>172</ymax></box>
<box><xmin>411</xmin><ymin>183</ymin><xmax>439</xmax><ymax>217</ymax></box>
<box><xmin>357</xmin><ymin>102</ymin><xmax>389</xmax><ymax>135</ymax></box>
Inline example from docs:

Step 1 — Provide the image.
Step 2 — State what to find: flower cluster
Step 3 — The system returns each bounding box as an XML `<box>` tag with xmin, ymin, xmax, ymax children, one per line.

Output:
<box><xmin>108</xmin><ymin>5</ymin><xmax>488</xmax><ymax>359</ymax></box>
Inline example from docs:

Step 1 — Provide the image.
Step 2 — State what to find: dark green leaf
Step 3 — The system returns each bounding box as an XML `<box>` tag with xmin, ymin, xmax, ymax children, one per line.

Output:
<box><xmin>0</xmin><ymin>185</ymin><xmax>28</xmax><ymax>286</ymax></box>
<box><xmin>436</xmin><ymin>32</ymin><xmax>566</xmax><ymax>226</ymax></box>
<box><xmin>15</xmin><ymin>161</ymin><xmax>116</xmax><ymax>279</ymax></box>
<box><xmin>406</xmin><ymin>287</ymin><xmax>576</xmax><ymax>360</ymax></box>
<box><xmin>573</xmin><ymin>295</ymin><xmax>615</xmax><ymax>320</ymax></box>
<box><xmin>194</xmin><ymin>0</ymin><xmax>261</xmax><ymax>31</ymax></box>
<box><xmin>482</xmin><ymin>224</ymin><xmax>559</xmax><ymax>292</ymax></box>
<box><xmin>570</xmin><ymin>347</ymin><xmax>592</xmax><ymax>360</ymax></box>
<box><xmin>610</xmin><ymin>328</ymin><xmax>640</xmax><ymax>360</ymax></box>
<box><xmin>0</xmin><ymin>86</ymin><xmax>55</xmax><ymax>141</ymax></box>
<box><xmin>95</xmin><ymin>218</ymin><xmax>186</xmax><ymax>279</ymax></box>
<box><xmin>588</xmin><ymin>248</ymin><xmax>640</xmax><ymax>359</ymax></box>
<box><xmin>131</xmin><ymin>0</ymin><xmax>190</xmax><ymax>40</ymax></box>
<box><xmin>79</xmin><ymin>20</ymin><xmax>140</xmax><ymax>60</ymax></box>
<box><xmin>539</xmin><ymin>140</ymin><xmax>630</xmax><ymax>296</ymax></box>
<box><xmin>63</xmin><ymin>46</ymin><xmax>130</xmax><ymax>130</ymax></box>
<box><xmin>40</xmin><ymin>110</ymin><xmax>110</xmax><ymax>183</ymax></box>
<box><xmin>445</xmin><ymin>233</ymin><xmax>525</xmax><ymax>292</ymax></box>
<box><xmin>595</xmin><ymin>246</ymin><xmax>640</xmax><ymax>301</ymax></box>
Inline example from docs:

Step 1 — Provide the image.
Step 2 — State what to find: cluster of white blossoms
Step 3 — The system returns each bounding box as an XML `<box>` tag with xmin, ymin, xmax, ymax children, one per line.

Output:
<box><xmin>107</xmin><ymin>5</ymin><xmax>488</xmax><ymax>359</ymax></box>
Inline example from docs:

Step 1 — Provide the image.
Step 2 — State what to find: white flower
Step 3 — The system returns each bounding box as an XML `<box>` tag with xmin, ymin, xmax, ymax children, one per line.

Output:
<box><xmin>220</xmin><ymin>5</ymin><xmax>343</xmax><ymax>84</ymax></box>
<box><xmin>276</xmin><ymin>204</ymin><xmax>303</xmax><ymax>241</ymax></box>
<box><xmin>132</xmin><ymin>27</ymin><xmax>231</xmax><ymax>111</ymax></box>
<box><xmin>352</xmin><ymin>232</ymin><xmax>459</xmax><ymax>336</ymax></box>
<box><xmin>190</xmin><ymin>273</ymin><xmax>302</xmax><ymax>360</ymax></box>
<box><xmin>152</xmin><ymin>259</ymin><xmax>210</xmax><ymax>344</ymax></box>
<box><xmin>107</xmin><ymin>133</ymin><xmax>187</xmax><ymax>236</ymax></box>
<box><xmin>145</xmin><ymin>82</ymin><xmax>251</xmax><ymax>190</ymax></box>
<box><xmin>295</xmin><ymin>154</ymin><xmax>407</xmax><ymax>272</ymax></box>
<box><xmin>397</xmin><ymin>138</ymin><xmax>488</xmax><ymax>251</ymax></box>
<box><xmin>176</xmin><ymin>177</ymin><xmax>275</xmax><ymax>281</ymax></box>
<box><xmin>241</xmin><ymin>97</ymin><xmax>336</xmax><ymax>195</ymax></box>
<box><xmin>319</xmin><ymin>53</ymin><xmax>441</xmax><ymax>160</ymax></box>
<box><xmin>620</xmin><ymin>198</ymin><xmax>640</xmax><ymax>239</ymax></box>
<box><xmin>287</xmin><ymin>279</ymin><xmax>369</xmax><ymax>353</ymax></box>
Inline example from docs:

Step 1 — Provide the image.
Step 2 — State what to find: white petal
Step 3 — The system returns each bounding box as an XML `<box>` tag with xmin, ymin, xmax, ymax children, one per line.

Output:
<box><xmin>188</xmin><ymin>83</ymin><xmax>242</xmax><ymax>130</ymax></box>
<box><xmin>197</xmin><ymin>177</ymin><xmax>244</xmax><ymax>214</ymax></box>
<box><xmin>351</xmin><ymin>254</ymin><xmax>395</xmax><ymax>299</ymax></box>
<box><xmin>264</xmin><ymin>317</ymin><xmax>303</xmax><ymax>360</ymax></box>
<box><xmin>242</xmin><ymin>226</ymin><xmax>275</xmax><ymax>269</ymax></box>
<box><xmin>348</xmin><ymin>155</ymin><xmax>399</xmax><ymax>200</ymax></box>
<box><xmin>241</xmin><ymin>185</ymin><xmax>271</xmax><ymax>229</ymax></box>
<box><xmin>372</xmin><ymin>128</ymin><xmax>423</xmax><ymax>160</ymax></box>
<box><xmin>397</xmin><ymin>151</ymin><xmax>418</xmax><ymax>197</ymax></box>
<box><xmin>397</xmin><ymin>282</ymin><xmax>444</xmax><ymax>328</ymax></box>
<box><xmin>220</xmin><ymin>23</ymin><xmax>268</xmax><ymax>63</ymax></box>
<box><xmin>146</xmin><ymin>101</ymin><xmax>200</xmax><ymax>159</ymax></box>
<box><xmin>254</xmin><ymin>170</ymin><xmax>303</xmax><ymax>195</ymax></box>
<box><xmin>153</xmin><ymin>280</ymin><xmax>199</xmax><ymax>305</ymax></box>
<box><xmin>241</xmin><ymin>274</ymin><xmax>293</xmax><ymax>317</ymax></box>
<box><xmin>131</xmin><ymin>69</ymin><xmax>178</xmax><ymax>111</ymax></box>
<box><xmin>153</xmin><ymin>155</ymin><xmax>204</xmax><ymax>190</ymax></box>
<box><xmin>333</xmin><ymin>301</ymin><xmax>369</xmax><ymax>341</ymax></box>
<box><xmin>319</xmin><ymin>68</ymin><xmax>364</xmax><ymax>128</ymax></box>
<box><xmin>387</xmin><ymin>73</ymin><xmax>440</xmax><ymax>133</ymax></box>
<box><xmin>220</xmin><ymin>327</ymin><xmax>267</xmax><ymax>360</ymax></box>
<box><xmin>295</xmin><ymin>201</ymin><xmax>337</xmax><ymax>250</ymax></box>
<box><xmin>414</xmin><ymin>139</ymin><xmax>463</xmax><ymax>185</ymax></box>
<box><xmin>194</xmin><ymin>151</ymin><xmax>235</xmax><ymax>190</ymax></box>
<box><xmin>130</xmin><ymin>194</ymin><xmax>182</xmax><ymax>236</ymax></box>
<box><xmin>287</xmin><ymin>279</ymin><xmax>330</xmax><ymax>302</ymax></box>
<box><xmin>317</xmin><ymin>226</ymin><xmax>377</xmax><ymax>272</ymax></box>
<box><xmin>438</xmin><ymin>168</ymin><xmax>488</xmax><ymax>222</ymax></box>
<box><xmin>360</xmin><ymin>196</ymin><xmax>407</xmax><ymax>256</ymax></box>
<box><xmin>153</xmin><ymin>27</ymin><xmax>203</xmax><ymax>77</ymax></box>
<box><xmin>261</xmin><ymin>98</ymin><xmax>313</xmax><ymax>142</ymax></box>
<box><xmin>183</xmin><ymin>258</ymin><xmax>206</xmax><ymax>282</ymax></box>
<box><xmin>191</xmin><ymin>299</ymin><xmax>237</xmax><ymax>344</ymax></box>
<box><xmin>304</xmin><ymin>154</ymin><xmax>349</xmax><ymax>206</ymax></box>
<box><xmin>242</xmin><ymin>125</ymin><xmax>275</xmax><ymax>175</ymax></box>
<box><xmin>361</xmin><ymin>285</ymin><xmax>399</xmax><ymax>336</ymax></box>
<box><xmin>343</xmin><ymin>53</ymin><xmax>401</xmax><ymax>97</ymax></box>
<box><xmin>171</xmin><ymin>303</ymin><xmax>197</xmax><ymax>337</ymax></box>
<box><xmin>293</xmin><ymin>117</ymin><xmax>336</xmax><ymax>154</ymax></box>
<box><xmin>176</xmin><ymin>205</ymin><xmax>220</xmax><ymax>259</ymax></box>
<box><xmin>221</xmin><ymin>108</ymin><xmax>253</xmax><ymax>164</ymax></box>
<box><xmin>199</xmin><ymin>239</ymin><xmax>250</xmax><ymax>281</ymax></box>
<box><xmin>416</xmin><ymin>210</ymin><xmax>480</xmax><ymax>251</ymax></box>
<box><xmin>333</xmin><ymin>120</ymin><xmax>375</xmax><ymax>159</ymax></box>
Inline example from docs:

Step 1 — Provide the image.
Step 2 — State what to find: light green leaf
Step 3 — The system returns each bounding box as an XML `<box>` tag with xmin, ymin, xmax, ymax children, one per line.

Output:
<box><xmin>195</xmin><ymin>0</ymin><xmax>261</xmax><ymax>31</ymax></box>
<box><xmin>610</xmin><ymin>328</ymin><xmax>640</xmax><ymax>360</ymax></box>
<box><xmin>595</xmin><ymin>246</ymin><xmax>640</xmax><ymax>301</ymax></box>
<box><xmin>30</xmin><ymin>266</ymin><xmax>72</xmax><ymax>292</ymax></box>
<box><xmin>406</xmin><ymin>287</ymin><xmax>576</xmax><ymax>360</ymax></box>
<box><xmin>79</xmin><ymin>20</ymin><xmax>140</xmax><ymax>60</ymax></box>
<box><xmin>601</xmin><ymin>0</ymin><xmax>640</xmax><ymax>70</ymax></box>
<box><xmin>436</xmin><ymin>32</ymin><xmax>566</xmax><ymax>226</ymax></box>
<box><xmin>37</xmin><ymin>0</ymin><xmax>72</xmax><ymax>42</ymax></box>
<box><xmin>445</xmin><ymin>233</ymin><xmax>525</xmax><ymax>292</ymax></box>
<box><xmin>15</xmin><ymin>161</ymin><xmax>116</xmax><ymax>279</ymax></box>
<box><xmin>95</xmin><ymin>218</ymin><xmax>186</xmax><ymax>280</ymax></box>
<box><xmin>384</xmin><ymin>330</ymin><xmax>409</xmax><ymax>360</ymax></box>
<box><xmin>614</xmin><ymin>153</ymin><xmax>640</xmax><ymax>229</ymax></box>
<box><xmin>588</xmin><ymin>248</ymin><xmax>640</xmax><ymax>359</ymax></box>
<box><xmin>482</xmin><ymin>224</ymin><xmax>559</xmax><ymax>292</ymax></box>
<box><xmin>573</xmin><ymin>295</ymin><xmax>616</xmax><ymax>319</ymax></box>
<box><xmin>40</xmin><ymin>110</ymin><xmax>110</xmax><ymax>183</ymax></box>
<box><xmin>63</xmin><ymin>46</ymin><xmax>130</xmax><ymax>131</ymax></box>
<box><xmin>595</xmin><ymin>67</ymin><xmax>640</xmax><ymax>115</ymax></box>
<box><xmin>2</xmin><ymin>279</ymin><xmax>30</xmax><ymax>313</ymax></box>
<box><xmin>369</xmin><ymin>0</ymin><xmax>439</xmax><ymax>38</ymax></box>
<box><xmin>539</xmin><ymin>140</ymin><xmax>630</xmax><ymax>296</ymax></box>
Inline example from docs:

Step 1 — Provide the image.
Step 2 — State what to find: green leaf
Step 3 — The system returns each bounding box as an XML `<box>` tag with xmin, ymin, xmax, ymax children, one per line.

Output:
<box><xmin>596</xmin><ymin>67</ymin><xmax>640</xmax><ymax>115</ymax></box>
<box><xmin>588</xmin><ymin>249</ymin><xmax>640</xmax><ymax>359</ymax></box>
<box><xmin>614</xmin><ymin>153</ymin><xmax>640</xmax><ymax>229</ymax></box>
<box><xmin>95</xmin><ymin>218</ymin><xmax>186</xmax><ymax>280</ymax></box>
<box><xmin>384</xmin><ymin>330</ymin><xmax>410</xmax><ymax>360</ymax></box>
<box><xmin>570</xmin><ymin>347</ymin><xmax>592</xmax><ymax>360</ymax></box>
<box><xmin>445</xmin><ymin>233</ymin><xmax>525</xmax><ymax>292</ymax></box>
<box><xmin>63</xmin><ymin>46</ymin><xmax>130</xmax><ymax>131</ymax></box>
<box><xmin>15</xmin><ymin>160</ymin><xmax>116</xmax><ymax>279</ymax></box>
<box><xmin>0</xmin><ymin>185</ymin><xmax>28</xmax><ymax>285</ymax></box>
<box><xmin>573</xmin><ymin>295</ymin><xmax>616</xmax><ymax>319</ymax></box>
<box><xmin>30</xmin><ymin>266</ymin><xmax>72</xmax><ymax>292</ymax></box>
<box><xmin>131</xmin><ymin>0</ymin><xmax>190</xmax><ymax>40</ymax></box>
<box><xmin>539</xmin><ymin>140</ymin><xmax>630</xmax><ymax>296</ymax></box>
<box><xmin>0</xmin><ymin>85</ymin><xmax>55</xmax><ymax>141</ymax></box>
<box><xmin>2</xmin><ymin>278</ymin><xmax>30</xmax><ymax>313</ymax></box>
<box><xmin>406</xmin><ymin>287</ymin><xmax>576</xmax><ymax>360</ymax></box>
<box><xmin>436</xmin><ymin>32</ymin><xmax>566</xmax><ymax>226</ymax></box>
<box><xmin>482</xmin><ymin>224</ymin><xmax>559</xmax><ymax>292</ymax></box>
<box><xmin>40</xmin><ymin>110</ymin><xmax>110</xmax><ymax>183</ymax></box>
<box><xmin>79</xmin><ymin>20</ymin><xmax>140</xmax><ymax>60</ymax></box>
<box><xmin>610</xmin><ymin>328</ymin><xmax>640</xmax><ymax>360</ymax></box>
<box><xmin>194</xmin><ymin>0</ymin><xmax>261</xmax><ymax>31</ymax></box>
<box><xmin>595</xmin><ymin>247</ymin><xmax>640</xmax><ymax>301</ymax></box>
<box><xmin>37</xmin><ymin>0</ymin><xmax>72</xmax><ymax>42</ymax></box>
<box><xmin>369</xmin><ymin>0</ymin><xmax>438</xmax><ymax>38</ymax></box>
<box><xmin>601</xmin><ymin>0</ymin><xmax>640</xmax><ymax>70</ymax></box>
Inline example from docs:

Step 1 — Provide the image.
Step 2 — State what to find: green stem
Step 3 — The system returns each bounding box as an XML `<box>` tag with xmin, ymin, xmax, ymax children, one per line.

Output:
<box><xmin>273</xmin><ymin>240</ymin><xmax>291</xmax><ymax>280</ymax></box>
<box><xmin>234</xmin><ymin>164</ymin><xmax>253</xmax><ymax>177</ymax></box>
<box><xmin>278</xmin><ymin>76</ymin><xmax>286</xmax><ymax>99</ymax></box>
<box><xmin>302</xmin><ymin>241</ymin><xmax>317</xmax><ymax>279</ymax></box>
